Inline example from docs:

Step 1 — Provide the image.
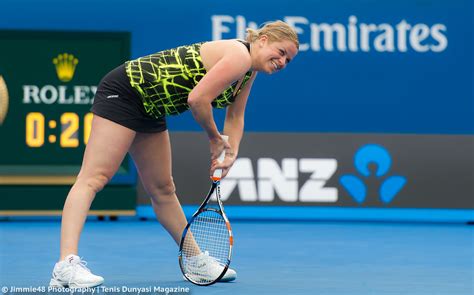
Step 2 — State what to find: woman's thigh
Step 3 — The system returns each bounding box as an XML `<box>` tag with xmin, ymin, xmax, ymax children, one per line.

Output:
<box><xmin>128</xmin><ymin>131</ymin><xmax>174</xmax><ymax>197</ymax></box>
<box><xmin>78</xmin><ymin>115</ymin><xmax>136</xmax><ymax>184</ymax></box>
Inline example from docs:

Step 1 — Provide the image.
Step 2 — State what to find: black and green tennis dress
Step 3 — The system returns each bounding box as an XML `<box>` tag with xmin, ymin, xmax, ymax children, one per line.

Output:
<box><xmin>91</xmin><ymin>40</ymin><xmax>252</xmax><ymax>133</ymax></box>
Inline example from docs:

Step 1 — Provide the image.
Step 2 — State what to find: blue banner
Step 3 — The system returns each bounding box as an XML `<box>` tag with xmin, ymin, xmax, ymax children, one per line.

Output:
<box><xmin>1</xmin><ymin>0</ymin><xmax>472</xmax><ymax>134</ymax></box>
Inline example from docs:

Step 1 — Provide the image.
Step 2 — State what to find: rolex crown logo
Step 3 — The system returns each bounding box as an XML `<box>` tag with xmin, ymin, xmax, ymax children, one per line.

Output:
<box><xmin>53</xmin><ymin>53</ymin><xmax>79</xmax><ymax>82</ymax></box>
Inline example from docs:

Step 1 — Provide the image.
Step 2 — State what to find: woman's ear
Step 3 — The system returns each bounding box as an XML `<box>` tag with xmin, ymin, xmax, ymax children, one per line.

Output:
<box><xmin>258</xmin><ymin>35</ymin><xmax>268</xmax><ymax>47</ymax></box>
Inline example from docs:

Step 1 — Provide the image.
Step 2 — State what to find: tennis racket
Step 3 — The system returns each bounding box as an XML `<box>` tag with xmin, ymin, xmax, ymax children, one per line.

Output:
<box><xmin>178</xmin><ymin>135</ymin><xmax>233</xmax><ymax>286</ymax></box>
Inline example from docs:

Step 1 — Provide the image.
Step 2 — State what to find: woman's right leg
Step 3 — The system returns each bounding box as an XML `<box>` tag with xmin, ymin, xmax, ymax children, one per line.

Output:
<box><xmin>59</xmin><ymin>115</ymin><xmax>136</xmax><ymax>260</ymax></box>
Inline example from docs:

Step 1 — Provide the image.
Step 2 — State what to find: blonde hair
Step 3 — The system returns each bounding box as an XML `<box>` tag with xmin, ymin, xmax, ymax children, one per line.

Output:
<box><xmin>246</xmin><ymin>20</ymin><xmax>299</xmax><ymax>49</ymax></box>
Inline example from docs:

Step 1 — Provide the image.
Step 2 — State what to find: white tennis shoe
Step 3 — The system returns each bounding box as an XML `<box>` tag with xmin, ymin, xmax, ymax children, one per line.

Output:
<box><xmin>184</xmin><ymin>251</ymin><xmax>236</xmax><ymax>282</ymax></box>
<box><xmin>49</xmin><ymin>255</ymin><xmax>104</xmax><ymax>288</ymax></box>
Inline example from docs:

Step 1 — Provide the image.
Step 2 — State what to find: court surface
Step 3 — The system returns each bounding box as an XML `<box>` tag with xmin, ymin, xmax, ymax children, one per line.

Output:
<box><xmin>0</xmin><ymin>219</ymin><xmax>472</xmax><ymax>295</ymax></box>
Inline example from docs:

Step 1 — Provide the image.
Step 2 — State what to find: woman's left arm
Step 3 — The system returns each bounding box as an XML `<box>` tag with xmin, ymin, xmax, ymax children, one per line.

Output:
<box><xmin>215</xmin><ymin>71</ymin><xmax>258</xmax><ymax>177</ymax></box>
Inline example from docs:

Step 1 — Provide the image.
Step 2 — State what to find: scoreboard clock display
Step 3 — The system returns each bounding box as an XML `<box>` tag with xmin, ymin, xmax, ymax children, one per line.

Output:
<box><xmin>0</xmin><ymin>31</ymin><xmax>136</xmax><ymax>216</ymax></box>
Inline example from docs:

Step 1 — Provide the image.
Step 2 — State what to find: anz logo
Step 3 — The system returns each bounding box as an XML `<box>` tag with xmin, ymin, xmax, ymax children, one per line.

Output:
<box><xmin>219</xmin><ymin>144</ymin><xmax>406</xmax><ymax>204</ymax></box>
<box><xmin>220</xmin><ymin>158</ymin><xmax>338</xmax><ymax>202</ymax></box>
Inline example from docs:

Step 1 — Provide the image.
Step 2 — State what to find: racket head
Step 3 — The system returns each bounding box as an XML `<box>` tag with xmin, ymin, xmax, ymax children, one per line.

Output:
<box><xmin>178</xmin><ymin>208</ymin><xmax>233</xmax><ymax>286</ymax></box>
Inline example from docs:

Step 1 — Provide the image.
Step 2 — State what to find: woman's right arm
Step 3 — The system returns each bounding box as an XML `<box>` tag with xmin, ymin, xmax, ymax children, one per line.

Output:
<box><xmin>187</xmin><ymin>42</ymin><xmax>252</xmax><ymax>160</ymax></box>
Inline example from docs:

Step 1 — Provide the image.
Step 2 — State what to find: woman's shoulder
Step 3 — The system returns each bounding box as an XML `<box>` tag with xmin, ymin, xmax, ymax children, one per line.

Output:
<box><xmin>201</xmin><ymin>39</ymin><xmax>251</xmax><ymax>66</ymax></box>
<box><xmin>202</xmin><ymin>39</ymin><xmax>249</xmax><ymax>52</ymax></box>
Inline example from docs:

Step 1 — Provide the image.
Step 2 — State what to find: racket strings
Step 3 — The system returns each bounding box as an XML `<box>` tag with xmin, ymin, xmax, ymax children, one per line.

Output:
<box><xmin>181</xmin><ymin>210</ymin><xmax>230</xmax><ymax>284</ymax></box>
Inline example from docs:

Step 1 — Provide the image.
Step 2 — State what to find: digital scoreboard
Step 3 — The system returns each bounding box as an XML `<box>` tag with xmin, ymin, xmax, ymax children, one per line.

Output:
<box><xmin>0</xmin><ymin>31</ymin><xmax>136</xmax><ymax>216</ymax></box>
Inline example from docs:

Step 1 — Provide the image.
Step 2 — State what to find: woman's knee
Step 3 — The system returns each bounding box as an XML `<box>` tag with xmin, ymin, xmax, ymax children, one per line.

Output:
<box><xmin>76</xmin><ymin>172</ymin><xmax>111</xmax><ymax>194</ymax></box>
<box><xmin>146</xmin><ymin>178</ymin><xmax>176</xmax><ymax>201</ymax></box>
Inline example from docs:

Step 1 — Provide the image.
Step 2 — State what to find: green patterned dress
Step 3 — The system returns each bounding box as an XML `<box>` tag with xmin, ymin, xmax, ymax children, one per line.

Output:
<box><xmin>125</xmin><ymin>42</ymin><xmax>252</xmax><ymax>119</ymax></box>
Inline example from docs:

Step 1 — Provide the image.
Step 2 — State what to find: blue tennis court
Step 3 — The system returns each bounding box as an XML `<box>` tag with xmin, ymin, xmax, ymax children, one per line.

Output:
<box><xmin>1</xmin><ymin>219</ymin><xmax>472</xmax><ymax>295</ymax></box>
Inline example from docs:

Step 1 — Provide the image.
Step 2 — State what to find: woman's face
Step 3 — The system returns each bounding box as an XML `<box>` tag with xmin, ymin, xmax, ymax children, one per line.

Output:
<box><xmin>253</xmin><ymin>36</ymin><xmax>298</xmax><ymax>74</ymax></box>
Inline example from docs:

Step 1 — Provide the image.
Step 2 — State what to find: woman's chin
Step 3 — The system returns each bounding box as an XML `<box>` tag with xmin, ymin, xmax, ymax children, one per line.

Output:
<box><xmin>264</xmin><ymin>66</ymin><xmax>275</xmax><ymax>75</ymax></box>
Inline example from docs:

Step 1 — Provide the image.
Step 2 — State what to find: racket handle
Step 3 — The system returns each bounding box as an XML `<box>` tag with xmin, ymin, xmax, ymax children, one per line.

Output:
<box><xmin>212</xmin><ymin>135</ymin><xmax>229</xmax><ymax>181</ymax></box>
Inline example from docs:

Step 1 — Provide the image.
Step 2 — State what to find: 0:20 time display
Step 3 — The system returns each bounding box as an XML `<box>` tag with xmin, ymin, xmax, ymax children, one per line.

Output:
<box><xmin>25</xmin><ymin>112</ymin><xmax>93</xmax><ymax>148</ymax></box>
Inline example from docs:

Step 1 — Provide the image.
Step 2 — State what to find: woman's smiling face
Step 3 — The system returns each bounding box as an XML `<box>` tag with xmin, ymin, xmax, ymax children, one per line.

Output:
<box><xmin>252</xmin><ymin>36</ymin><xmax>298</xmax><ymax>74</ymax></box>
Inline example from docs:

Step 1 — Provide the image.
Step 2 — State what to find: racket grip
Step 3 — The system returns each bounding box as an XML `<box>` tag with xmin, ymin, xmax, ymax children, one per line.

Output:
<box><xmin>212</xmin><ymin>135</ymin><xmax>229</xmax><ymax>181</ymax></box>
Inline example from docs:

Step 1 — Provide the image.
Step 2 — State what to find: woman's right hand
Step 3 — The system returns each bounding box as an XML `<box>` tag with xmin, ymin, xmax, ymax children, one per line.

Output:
<box><xmin>209</xmin><ymin>135</ymin><xmax>230</xmax><ymax>163</ymax></box>
<box><xmin>209</xmin><ymin>135</ymin><xmax>231</xmax><ymax>179</ymax></box>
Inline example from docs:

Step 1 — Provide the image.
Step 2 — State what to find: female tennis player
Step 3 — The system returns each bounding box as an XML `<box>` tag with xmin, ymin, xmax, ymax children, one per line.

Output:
<box><xmin>50</xmin><ymin>20</ymin><xmax>298</xmax><ymax>288</ymax></box>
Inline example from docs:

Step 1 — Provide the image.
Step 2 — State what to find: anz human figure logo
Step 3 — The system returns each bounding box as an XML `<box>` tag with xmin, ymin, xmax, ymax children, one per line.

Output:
<box><xmin>340</xmin><ymin>144</ymin><xmax>407</xmax><ymax>204</ymax></box>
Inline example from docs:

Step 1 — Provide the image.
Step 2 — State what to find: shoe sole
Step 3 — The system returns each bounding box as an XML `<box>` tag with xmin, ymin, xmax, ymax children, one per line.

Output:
<box><xmin>182</xmin><ymin>274</ymin><xmax>236</xmax><ymax>282</ymax></box>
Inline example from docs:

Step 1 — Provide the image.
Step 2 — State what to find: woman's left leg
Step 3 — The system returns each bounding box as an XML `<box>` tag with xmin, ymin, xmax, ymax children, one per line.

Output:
<box><xmin>128</xmin><ymin>131</ymin><xmax>187</xmax><ymax>244</ymax></box>
<box><xmin>128</xmin><ymin>130</ymin><xmax>237</xmax><ymax>282</ymax></box>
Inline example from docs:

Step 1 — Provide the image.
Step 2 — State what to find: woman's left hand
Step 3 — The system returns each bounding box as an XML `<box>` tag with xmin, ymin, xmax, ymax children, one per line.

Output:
<box><xmin>210</xmin><ymin>152</ymin><xmax>236</xmax><ymax>179</ymax></box>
